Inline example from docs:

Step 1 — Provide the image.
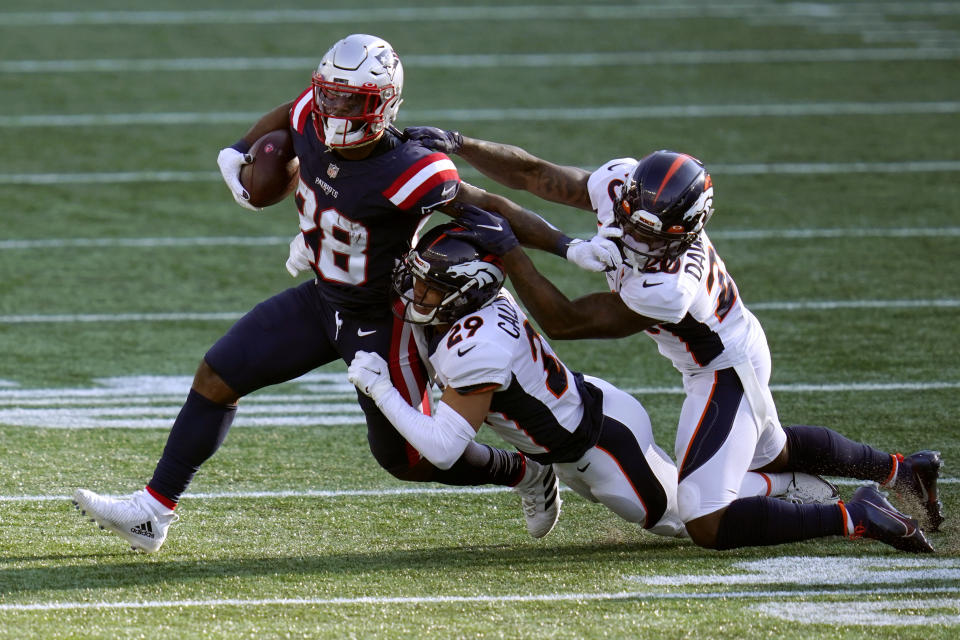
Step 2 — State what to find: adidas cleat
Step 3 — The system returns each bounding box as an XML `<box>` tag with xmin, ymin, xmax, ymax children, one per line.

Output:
<box><xmin>513</xmin><ymin>460</ymin><xmax>561</xmax><ymax>539</ymax></box>
<box><xmin>891</xmin><ymin>450</ymin><xmax>944</xmax><ymax>532</ymax></box>
<box><xmin>72</xmin><ymin>488</ymin><xmax>178</xmax><ymax>553</ymax></box>
<box><xmin>781</xmin><ymin>472</ymin><xmax>841</xmax><ymax>505</ymax></box>
<box><xmin>845</xmin><ymin>485</ymin><xmax>933</xmax><ymax>553</ymax></box>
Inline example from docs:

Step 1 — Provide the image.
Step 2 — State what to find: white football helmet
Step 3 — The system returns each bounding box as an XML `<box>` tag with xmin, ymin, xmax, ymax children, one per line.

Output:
<box><xmin>312</xmin><ymin>34</ymin><xmax>404</xmax><ymax>148</ymax></box>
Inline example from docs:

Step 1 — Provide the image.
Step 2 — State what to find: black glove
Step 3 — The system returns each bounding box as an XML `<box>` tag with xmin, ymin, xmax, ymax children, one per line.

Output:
<box><xmin>403</xmin><ymin>126</ymin><xmax>463</xmax><ymax>154</ymax></box>
<box><xmin>447</xmin><ymin>203</ymin><xmax>520</xmax><ymax>256</ymax></box>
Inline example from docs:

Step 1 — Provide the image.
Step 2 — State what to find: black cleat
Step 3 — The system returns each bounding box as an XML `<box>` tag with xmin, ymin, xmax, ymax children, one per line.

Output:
<box><xmin>846</xmin><ymin>485</ymin><xmax>933</xmax><ymax>553</ymax></box>
<box><xmin>892</xmin><ymin>450</ymin><xmax>944</xmax><ymax>532</ymax></box>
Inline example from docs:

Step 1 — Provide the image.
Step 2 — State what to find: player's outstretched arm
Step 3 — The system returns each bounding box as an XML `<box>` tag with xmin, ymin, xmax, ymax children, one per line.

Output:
<box><xmin>502</xmin><ymin>246</ymin><xmax>656</xmax><ymax>340</ymax></box>
<box><xmin>348</xmin><ymin>352</ymin><xmax>489</xmax><ymax>470</ymax></box>
<box><xmin>452</xmin><ymin>184</ymin><xmax>623</xmax><ymax>273</ymax></box>
<box><xmin>451</xmin><ymin>183</ymin><xmax>568</xmax><ymax>256</ymax></box>
<box><xmin>405</xmin><ymin>127</ymin><xmax>593</xmax><ymax>210</ymax></box>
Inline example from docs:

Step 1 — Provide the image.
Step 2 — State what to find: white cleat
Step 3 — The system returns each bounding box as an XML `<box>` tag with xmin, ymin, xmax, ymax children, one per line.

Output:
<box><xmin>72</xmin><ymin>488</ymin><xmax>178</xmax><ymax>553</ymax></box>
<box><xmin>513</xmin><ymin>460</ymin><xmax>561</xmax><ymax>539</ymax></box>
<box><xmin>780</xmin><ymin>473</ymin><xmax>841</xmax><ymax>505</ymax></box>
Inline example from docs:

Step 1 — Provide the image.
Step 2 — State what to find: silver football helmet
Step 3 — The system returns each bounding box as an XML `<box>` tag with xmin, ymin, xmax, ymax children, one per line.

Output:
<box><xmin>312</xmin><ymin>34</ymin><xmax>404</xmax><ymax>148</ymax></box>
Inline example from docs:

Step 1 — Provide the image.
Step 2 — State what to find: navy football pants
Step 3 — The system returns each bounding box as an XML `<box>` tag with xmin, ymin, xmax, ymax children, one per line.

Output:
<box><xmin>205</xmin><ymin>280</ymin><xmax>430</xmax><ymax>475</ymax></box>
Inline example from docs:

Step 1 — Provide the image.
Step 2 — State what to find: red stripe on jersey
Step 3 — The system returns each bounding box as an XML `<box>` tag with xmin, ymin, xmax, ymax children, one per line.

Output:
<box><xmin>387</xmin><ymin>299</ymin><xmax>431</xmax><ymax>415</ymax></box>
<box><xmin>388</xmin><ymin>303</ymin><xmax>408</xmax><ymax>400</ymax></box>
<box><xmin>290</xmin><ymin>87</ymin><xmax>313</xmax><ymax>134</ymax></box>
<box><xmin>393</xmin><ymin>169</ymin><xmax>460</xmax><ymax>211</ymax></box>
<box><xmin>382</xmin><ymin>153</ymin><xmax>454</xmax><ymax>199</ymax></box>
<box><xmin>386</xmin><ymin>300</ymin><xmax>431</xmax><ymax>468</ymax></box>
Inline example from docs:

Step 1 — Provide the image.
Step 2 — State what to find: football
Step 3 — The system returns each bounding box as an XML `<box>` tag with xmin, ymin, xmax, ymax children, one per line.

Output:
<box><xmin>239</xmin><ymin>129</ymin><xmax>300</xmax><ymax>207</ymax></box>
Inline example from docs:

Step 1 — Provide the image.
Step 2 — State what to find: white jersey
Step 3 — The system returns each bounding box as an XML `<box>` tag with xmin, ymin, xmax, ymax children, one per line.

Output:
<box><xmin>415</xmin><ymin>290</ymin><xmax>604</xmax><ymax>463</ymax></box>
<box><xmin>587</xmin><ymin>158</ymin><xmax>766</xmax><ymax>375</ymax></box>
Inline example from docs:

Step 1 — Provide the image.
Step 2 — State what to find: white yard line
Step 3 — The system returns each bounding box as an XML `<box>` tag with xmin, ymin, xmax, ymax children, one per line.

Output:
<box><xmin>1</xmin><ymin>300</ymin><xmax>957</xmax><ymax>324</ymax></box>
<box><xmin>2</xmin><ymin>162</ymin><xmax>959</xmax><ymax>187</ymax></box>
<box><xmin>2</xmin><ymin>3</ymin><xmax>959</xmax><ymax>26</ymax></box>
<box><xmin>3</xmin><ymin>102</ymin><xmax>959</xmax><ymax>128</ymax></box>
<box><xmin>3</xmin><ymin>48</ymin><xmax>959</xmax><ymax>73</ymax></box>
<box><xmin>4</xmin><ymin>478</ymin><xmax>958</xmax><ymax>503</ymax></box>
<box><xmin>1</xmin><ymin>227</ymin><xmax>957</xmax><ymax>250</ymax></box>
<box><xmin>0</xmin><ymin>586</ymin><xmax>958</xmax><ymax>613</ymax></box>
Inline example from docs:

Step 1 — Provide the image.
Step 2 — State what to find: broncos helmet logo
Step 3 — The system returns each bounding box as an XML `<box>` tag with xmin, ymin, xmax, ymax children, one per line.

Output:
<box><xmin>447</xmin><ymin>261</ymin><xmax>504</xmax><ymax>289</ymax></box>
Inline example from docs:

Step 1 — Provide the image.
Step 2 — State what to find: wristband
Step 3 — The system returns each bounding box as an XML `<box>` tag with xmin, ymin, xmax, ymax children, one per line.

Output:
<box><xmin>553</xmin><ymin>234</ymin><xmax>576</xmax><ymax>258</ymax></box>
<box><xmin>229</xmin><ymin>139</ymin><xmax>252</xmax><ymax>154</ymax></box>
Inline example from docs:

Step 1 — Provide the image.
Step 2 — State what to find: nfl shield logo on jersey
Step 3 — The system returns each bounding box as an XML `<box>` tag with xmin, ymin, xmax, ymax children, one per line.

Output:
<box><xmin>327</xmin><ymin>163</ymin><xmax>339</xmax><ymax>179</ymax></box>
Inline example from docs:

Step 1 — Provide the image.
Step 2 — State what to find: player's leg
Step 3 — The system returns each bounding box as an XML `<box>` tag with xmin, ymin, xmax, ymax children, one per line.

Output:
<box><xmin>554</xmin><ymin>376</ymin><xmax>684</xmax><ymax>537</ymax></box>
<box><xmin>765</xmin><ymin>425</ymin><xmax>943</xmax><ymax>530</ymax></box>
<box><xmin>738</xmin><ymin>469</ymin><xmax>840</xmax><ymax>504</ymax></box>
<box><xmin>73</xmin><ymin>281</ymin><xmax>338</xmax><ymax>551</ymax></box>
<box><xmin>676</xmin><ymin>368</ymin><xmax>931</xmax><ymax>552</ymax></box>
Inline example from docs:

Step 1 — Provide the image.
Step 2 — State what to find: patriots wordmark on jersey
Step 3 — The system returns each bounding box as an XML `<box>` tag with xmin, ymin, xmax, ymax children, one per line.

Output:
<box><xmin>587</xmin><ymin>158</ymin><xmax>767</xmax><ymax>375</ymax></box>
<box><xmin>288</xmin><ymin>87</ymin><xmax>460</xmax><ymax>312</ymax></box>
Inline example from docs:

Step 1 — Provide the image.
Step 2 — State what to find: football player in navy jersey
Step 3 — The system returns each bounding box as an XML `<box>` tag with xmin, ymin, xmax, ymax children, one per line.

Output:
<box><xmin>71</xmin><ymin>34</ymin><xmax>621</xmax><ymax>552</ymax></box>
<box><xmin>405</xmin><ymin>127</ymin><xmax>943</xmax><ymax>554</ymax></box>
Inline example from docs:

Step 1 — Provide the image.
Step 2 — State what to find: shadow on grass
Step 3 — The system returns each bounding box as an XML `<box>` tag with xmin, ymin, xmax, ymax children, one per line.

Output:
<box><xmin>0</xmin><ymin>539</ymin><xmax>689</xmax><ymax>596</ymax></box>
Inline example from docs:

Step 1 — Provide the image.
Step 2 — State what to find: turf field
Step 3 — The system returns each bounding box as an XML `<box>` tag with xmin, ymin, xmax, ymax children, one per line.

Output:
<box><xmin>1</xmin><ymin>1</ymin><xmax>958</xmax><ymax>638</ymax></box>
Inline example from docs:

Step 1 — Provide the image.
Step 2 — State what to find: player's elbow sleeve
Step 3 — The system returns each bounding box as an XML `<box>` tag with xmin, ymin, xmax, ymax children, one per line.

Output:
<box><xmin>377</xmin><ymin>394</ymin><xmax>477</xmax><ymax>471</ymax></box>
<box><xmin>418</xmin><ymin>402</ymin><xmax>477</xmax><ymax>470</ymax></box>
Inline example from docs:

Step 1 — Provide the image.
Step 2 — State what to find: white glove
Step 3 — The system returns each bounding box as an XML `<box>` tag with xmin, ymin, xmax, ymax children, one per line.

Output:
<box><xmin>565</xmin><ymin>225</ymin><xmax>623</xmax><ymax>272</ymax></box>
<box><xmin>285</xmin><ymin>234</ymin><xmax>313</xmax><ymax>277</ymax></box>
<box><xmin>216</xmin><ymin>147</ymin><xmax>259</xmax><ymax>211</ymax></box>
<box><xmin>348</xmin><ymin>351</ymin><xmax>395</xmax><ymax>404</ymax></box>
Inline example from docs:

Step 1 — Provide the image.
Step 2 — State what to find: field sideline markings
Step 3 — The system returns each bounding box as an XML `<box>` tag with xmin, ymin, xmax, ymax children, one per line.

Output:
<box><xmin>1</xmin><ymin>227</ymin><xmax>957</xmax><ymax>250</ymax></box>
<box><xmin>3</xmin><ymin>102</ymin><xmax>960</xmax><ymax>128</ymax></box>
<box><xmin>4</xmin><ymin>48</ymin><xmax>960</xmax><ymax>73</ymax></box>
<box><xmin>2</xmin><ymin>300</ymin><xmax>957</xmax><ymax>324</ymax></box>
<box><xmin>1</xmin><ymin>586</ymin><xmax>958</xmax><ymax>613</ymax></box>
<box><xmin>3</xmin><ymin>161</ymin><xmax>960</xmax><ymax>187</ymax></box>
<box><xmin>3</xmin><ymin>2</ymin><xmax>958</xmax><ymax>26</ymax></box>
<box><xmin>3</xmin><ymin>477</ymin><xmax>958</xmax><ymax>503</ymax></box>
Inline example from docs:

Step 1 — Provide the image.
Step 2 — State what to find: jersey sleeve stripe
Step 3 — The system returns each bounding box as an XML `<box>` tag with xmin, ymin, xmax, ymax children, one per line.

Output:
<box><xmin>290</xmin><ymin>87</ymin><xmax>313</xmax><ymax>134</ymax></box>
<box><xmin>383</xmin><ymin>155</ymin><xmax>459</xmax><ymax>204</ymax></box>
<box><xmin>392</xmin><ymin>169</ymin><xmax>460</xmax><ymax>211</ymax></box>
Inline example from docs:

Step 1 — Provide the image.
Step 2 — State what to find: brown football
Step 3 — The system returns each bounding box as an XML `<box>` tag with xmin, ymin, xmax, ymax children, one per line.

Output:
<box><xmin>239</xmin><ymin>129</ymin><xmax>300</xmax><ymax>207</ymax></box>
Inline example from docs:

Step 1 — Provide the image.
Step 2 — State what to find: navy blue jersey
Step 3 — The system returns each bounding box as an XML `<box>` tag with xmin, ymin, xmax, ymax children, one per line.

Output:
<box><xmin>288</xmin><ymin>88</ymin><xmax>460</xmax><ymax>314</ymax></box>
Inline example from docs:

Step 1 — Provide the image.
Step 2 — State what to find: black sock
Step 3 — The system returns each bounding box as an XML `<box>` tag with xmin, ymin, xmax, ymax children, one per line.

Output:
<box><xmin>785</xmin><ymin>425</ymin><xmax>893</xmax><ymax>482</ymax></box>
<box><xmin>429</xmin><ymin>445</ymin><xmax>526</xmax><ymax>486</ymax></box>
<box><xmin>714</xmin><ymin>496</ymin><xmax>845</xmax><ymax>550</ymax></box>
<box><xmin>147</xmin><ymin>389</ymin><xmax>237</xmax><ymax>503</ymax></box>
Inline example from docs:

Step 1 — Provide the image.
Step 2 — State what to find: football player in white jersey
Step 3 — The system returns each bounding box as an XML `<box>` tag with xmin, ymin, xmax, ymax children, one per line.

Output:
<box><xmin>348</xmin><ymin>223</ymin><xmax>855</xmax><ymax>540</ymax></box>
<box><xmin>403</xmin><ymin>128</ymin><xmax>942</xmax><ymax>553</ymax></box>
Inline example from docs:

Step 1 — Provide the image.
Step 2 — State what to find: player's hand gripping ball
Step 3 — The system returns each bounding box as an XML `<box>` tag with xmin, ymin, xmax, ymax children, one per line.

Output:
<box><xmin>239</xmin><ymin>130</ymin><xmax>300</xmax><ymax>208</ymax></box>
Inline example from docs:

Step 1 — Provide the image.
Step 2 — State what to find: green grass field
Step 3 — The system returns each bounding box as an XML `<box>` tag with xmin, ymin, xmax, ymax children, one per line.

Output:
<box><xmin>1</xmin><ymin>1</ymin><xmax>958</xmax><ymax>638</ymax></box>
